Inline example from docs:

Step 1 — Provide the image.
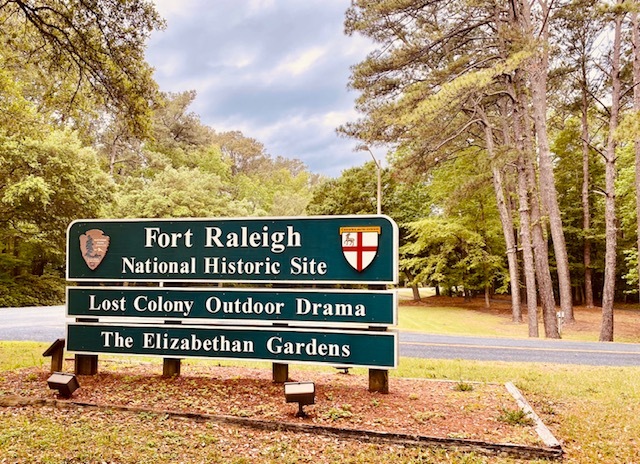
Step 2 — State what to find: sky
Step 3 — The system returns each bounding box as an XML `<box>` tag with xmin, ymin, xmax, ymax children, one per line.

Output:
<box><xmin>145</xmin><ymin>0</ymin><xmax>379</xmax><ymax>177</ymax></box>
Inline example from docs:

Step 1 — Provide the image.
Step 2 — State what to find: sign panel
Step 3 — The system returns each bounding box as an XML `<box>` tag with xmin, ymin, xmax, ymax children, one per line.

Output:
<box><xmin>66</xmin><ymin>323</ymin><xmax>398</xmax><ymax>369</ymax></box>
<box><xmin>67</xmin><ymin>216</ymin><xmax>398</xmax><ymax>284</ymax></box>
<box><xmin>67</xmin><ymin>287</ymin><xmax>397</xmax><ymax>327</ymax></box>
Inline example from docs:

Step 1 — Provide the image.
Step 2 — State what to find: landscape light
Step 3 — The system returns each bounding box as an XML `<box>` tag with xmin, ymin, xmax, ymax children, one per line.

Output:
<box><xmin>47</xmin><ymin>372</ymin><xmax>80</xmax><ymax>398</ymax></box>
<box><xmin>284</xmin><ymin>381</ymin><xmax>315</xmax><ymax>417</ymax></box>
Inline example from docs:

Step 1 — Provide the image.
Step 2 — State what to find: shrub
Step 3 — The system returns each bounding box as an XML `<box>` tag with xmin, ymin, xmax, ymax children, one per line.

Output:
<box><xmin>497</xmin><ymin>407</ymin><xmax>535</xmax><ymax>427</ymax></box>
<box><xmin>0</xmin><ymin>275</ymin><xmax>66</xmax><ymax>307</ymax></box>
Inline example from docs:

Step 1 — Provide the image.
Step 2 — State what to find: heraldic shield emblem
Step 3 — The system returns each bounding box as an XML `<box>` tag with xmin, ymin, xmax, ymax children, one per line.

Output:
<box><xmin>340</xmin><ymin>226</ymin><xmax>381</xmax><ymax>272</ymax></box>
<box><xmin>79</xmin><ymin>229</ymin><xmax>110</xmax><ymax>270</ymax></box>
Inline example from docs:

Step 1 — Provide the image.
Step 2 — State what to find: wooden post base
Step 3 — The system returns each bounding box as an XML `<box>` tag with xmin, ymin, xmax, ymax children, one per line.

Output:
<box><xmin>163</xmin><ymin>358</ymin><xmax>181</xmax><ymax>377</ymax></box>
<box><xmin>369</xmin><ymin>369</ymin><xmax>389</xmax><ymax>393</ymax></box>
<box><xmin>272</xmin><ymin>363</ymin><xmax>289</xmax><ymax>383</ymax></box>
<box><xmin>74</xmin><ymin>354</ymin><xmax>98</xmax><ymax>375</ymax></box>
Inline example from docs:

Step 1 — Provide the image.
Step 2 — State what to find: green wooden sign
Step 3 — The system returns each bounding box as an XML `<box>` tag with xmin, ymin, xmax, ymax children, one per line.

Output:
<box><xmin>66</xmin><ymin>323</ymin><xmax>398</xmax><ymax>369</ymax></box>
<box><xmin>66</xmin><ymin>215</ymin><xmax>398</xmax><ymax>284</ymax></box>
<box><xmin>67</xmin><ymin>286</ymin><xmax>397</xmax><ymax>327</ymax></box>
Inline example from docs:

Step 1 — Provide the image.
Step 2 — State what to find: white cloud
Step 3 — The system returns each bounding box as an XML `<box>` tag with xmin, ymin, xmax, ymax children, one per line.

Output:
<box><xmin>147</xmin><ymin>0</ymin><xmax>377</xmax><ymax>177</ymax></box>
<box><xmin>275</xmin><ymin>47</ymin><xmax>327</xmax><ymax>77</ymax></box>
<box><xmin>247</xmin><ymin>0</ymin><xmax>275</xmax><ymax>14</ymax></box>
<box><xmin>153</xmin><ymin>0</ymin><xmax>200</xmax><ymax>18</ymax></box>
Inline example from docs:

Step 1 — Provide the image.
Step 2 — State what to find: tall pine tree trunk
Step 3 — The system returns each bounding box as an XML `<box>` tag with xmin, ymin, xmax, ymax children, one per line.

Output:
<box><xmin>509</xmin><ymin>80</ymin><xmax>542</xmax><ymax>337</ymax></box>
<box><xmin>632</xmin><ymin>11</ymin><xmax>640</xmax><ymax>303</ymax></box>
<box><xmin>516</xmin><ymin>156</ymin><xmax>539</xmax><ymax>337</ymax></box>
<box><xmin>581</xmin><ymin>64</ymin><xmax>594</xmax><ymax>309</ymax></box>
<box><xmin>520</xmin><ymin>0</ymin><xmax>574</xmax><ymax>323</ymax></box>
<box><xmin>479</xmin><ymin>105</ymin><xmax>522</xmax><ymax>322</ymax></box>
<box><xmin>514</xmin><ymin>68</ymin><xmax>559</xmax><ymax>338</ymax></box>
<box><xmin>526</xmin><ymin>153</ymin><xmax>560</xmax><ymax>338</ymax></box>
<box><xmin>601</xmin><ymin>5</ymin><xmax>623</xmax><ymax>342</ymax></box>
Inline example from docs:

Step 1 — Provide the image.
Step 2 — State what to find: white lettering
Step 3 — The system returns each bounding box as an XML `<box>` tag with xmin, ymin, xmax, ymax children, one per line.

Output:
<box><xmin>266</xmin><ymin>336</ymin><xmax>350</xmax><ymax>359</ymax></box>
<box><xmin>204</xmin><ymin>225</ymin><xmax>302</xmax><ymax>253</ymax></box>
<box><xmin>89</xmin><ymin>294</ymin><xmax>126</xmax><ymax>312</ymax></box>
<box><xmin>144</xmin><ymin>227</ymin><xmax>193</xmax><ymax>248</ymax></box>
<box><xmin>290</xmin><ymin>257</ymin><xmax>327</xmax><ymax>275</ymax></box>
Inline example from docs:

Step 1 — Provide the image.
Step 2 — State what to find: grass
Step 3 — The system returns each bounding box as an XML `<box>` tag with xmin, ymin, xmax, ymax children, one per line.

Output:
<box><xmin>0</xmin><ymin>341</ymin><xmax>47</xmax><ymax>371</ymax></box>
<box><xmin>498</xmin><ymin>408</ymin><xmax>535</xmax><ymax>427</ymax></box>
<box><xmin>397</xmin><ymin>288</ymin><xmax>640</xmax><ymax>343</ymax></box>
<box><xmin>3</xmin><ymin>342</ymin><xmax>640</xmax><ymax>462</ymax></box>
<box><xmin>398</xmin><ymin>304</ymin><xmax>530</xmax><ymax>338</ymax></box>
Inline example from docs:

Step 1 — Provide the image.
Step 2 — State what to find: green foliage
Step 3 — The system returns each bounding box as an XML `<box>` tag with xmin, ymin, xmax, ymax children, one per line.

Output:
<box><xmin>109</xmin><ymin>167</ymin><xmax>253</xmax><ymax>219</ymax></box>
<box><xmin>497</xmin><ymin>408</ymin><xmax>535</xmax><ymax>427</ymax></box>
<box><xmin>0</xmin><ymin>0</ymin><xmax>163</xmax><ymax>299</ymax></box>
<box><xmin>454</xmin><ymin>381</ymin><xmax>474</xmax><ymax>392</ymax></box>
<box><xmin>550</xmin><ymin>116</ymin><xmax>606</xmax><ymax>283</ymax></box>
<box><xmin>399</xmin><ymin>150</ymin><xmax>507</xmax><ymax>294</ymax></box>
<box><xmin>616</xmin><ymin>143</ymin><xmax>640</xmax><ymax>294</ymax></box>
<box><xmin>402</xmin><ymin>217</ymin><xmax>504</xmax><ymax>293</ymax></box>
<box><xmin>0</xmin><ymin>275</ymin><xmax>65</xmax><ymax>307</ymax></box>
<box><xmin>325</xmin><ymin>404</ymin><xmax>354</xmax><ymax>421</ymax></box>
<box><xmin>0</xmin><ymin>0</ymin><xmax>165</xmax><ymax>137</ymax></box>
<box><xmin>0</xmin><ymin>129</ymin><xmax>113</xmax><ymax>276</ymax></box>
<box><xmin>307</xmin><ymin>162</ymin><xmax>384</xmax><ymax>216</ymax></box>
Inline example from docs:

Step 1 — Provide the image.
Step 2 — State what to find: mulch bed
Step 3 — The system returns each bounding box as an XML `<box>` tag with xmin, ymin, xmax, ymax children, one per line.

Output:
<box><xmin>0</xmin><ymin>359</ymin><xmax>561</xmax><ymax>459</ymax></box>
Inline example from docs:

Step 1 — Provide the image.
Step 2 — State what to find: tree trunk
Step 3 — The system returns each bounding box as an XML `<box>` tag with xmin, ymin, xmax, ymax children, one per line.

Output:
<box><xmin>516</xmin><ymin>156</ymin><xmax>539</xmax><ymax>337</ymax></box>
<box><xmin>601</xmin><ymin>5</ymin><xmax>623</xmax><ymax>342</ymax></box>
<box><xmin>403</xmin><ymin>270</ymin><xmax>421</xmax><ymax>301</ymax></box>
<box><xmin>479</xmin><ymin>106</ymin><xmax>522</xmax><ymax>321</ymax></box>
<box><xmin>520</xmin><ymin>0</ymin><xmax>573</xmax><ymax>323</ymax></box>
<box><xmin>525</xmin><ymin>139</ymin><xmax>560</xmax><ymax>338</ymax></box>
<box><xmin>513</xmin><ymin>67</ymin><xmax>559</xmax><ymax>338</ymax></box>
<box><xmin>508</xmin><ymin>78</ymin><xmax>542</xmax><ymax>337</ymax></box>
<box><xmin>633</xmin><ymin>11</ymin><xmax>640</xmax><ymax>303</ymax></box>
<box><xmin>581</xmin><ymin>61</ymin><xmax>594</xmax><ymax>309</ymax></box>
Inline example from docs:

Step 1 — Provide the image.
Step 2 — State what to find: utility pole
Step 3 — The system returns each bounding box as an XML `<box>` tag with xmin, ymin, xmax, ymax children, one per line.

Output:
<box><xmin>361</xmin><ymin>146</ymin><xmax>381</xmax><ymax>215</ymax></box>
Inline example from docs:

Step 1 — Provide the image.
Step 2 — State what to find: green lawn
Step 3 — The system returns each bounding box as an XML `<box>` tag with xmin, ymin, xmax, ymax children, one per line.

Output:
<box><xmin>397</xmin><ymin>289</ymin><xmax>640</xmax><ymax>343</ymax></box>
<box><xmin>398</xmin><ymin>304</ymin><xmax>531</xmax><ymax>338</ymax></box>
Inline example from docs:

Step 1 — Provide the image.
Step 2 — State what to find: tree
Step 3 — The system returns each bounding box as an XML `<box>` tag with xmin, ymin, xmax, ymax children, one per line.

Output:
<box><xmin>551</xmin><ymin>117</ymin><xmax>605</xmax><ymax>307</ymax></box>
<box><xmin>0</xmin><ymin>0</ymin><xmax>164</xmax><ymax>136</ymax></box>
<box><xmin>341</xmin><ymin>0</ymin><xmax>561</xmax><ymax>332</ymax></box>
<box><xmin>600</xmin><ymin>1</ymin><xmax>625</xmax><ymax>341</ymax></box>
<box><xmin>402</xmin><ymin>216</ymin><xmax>505</xmax><ymax>300</ymax></box>
<box><xmin>0</xmin><ymin>129</ymin><xmax>113</xmax><ymax>276</ymax></box>
<box><xmin>632</xmin><ymin>6</ymin><xmax>640</xmax><ymax>303</ymax></box>
<box><xmin>149</xmin><ymin>91</ymin><xmax>215</xmax><ymax>156</ymax></box>
<box><xmin>212</xmin><ymin>131</ymin><xmax>269</xmax><ymax>176</ymax></box>
<box><xmin>555</xmin><ymin>0</ymin><xmax>603</xmax><ymax>309</ymax></box>
<box><xmin>518</xmin><ymin>0</ymin><xmax>574</xmax><ymax>323</ymax></box>
<box><xmin>417</xmin><ymin>148</ymin><xmax>507</xmax><ymax>305</ymax></box>
<box><xmin>307</xmin><ymin>161</ymin><xmax>431</xmax><ymax>298</ymax></box>
<box><xmin>307</xmin><ymin>162</ymin><xmax>387</xmax><ymax>216</ymax></box>
<box><xmin>109</xmin><ymin>167</ymin><xmax>252</xmax><ymax>219</ymax></box>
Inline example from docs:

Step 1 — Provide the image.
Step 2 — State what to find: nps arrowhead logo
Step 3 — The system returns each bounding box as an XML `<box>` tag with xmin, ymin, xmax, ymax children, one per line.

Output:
<box><xmin>79</xmin><ymin>229</ymin><xmax>110</xmax><ymax>270</ymax></box>
<box><xmin>340</xmin><ymin>226</ymin><xmax>381</xmax><ymax>272</ymax></box>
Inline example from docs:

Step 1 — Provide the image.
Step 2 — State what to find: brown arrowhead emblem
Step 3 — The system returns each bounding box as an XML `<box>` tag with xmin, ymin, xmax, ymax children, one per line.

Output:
<box><xmin>79</xmin><ymin>229</ymin><xmax>110</xmax><ymax>270</ymax></box>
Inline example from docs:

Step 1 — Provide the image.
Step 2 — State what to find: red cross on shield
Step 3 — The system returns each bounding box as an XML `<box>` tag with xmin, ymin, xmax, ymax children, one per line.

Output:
<box><xmin>340</xmin><ymin>226</ymin><xmax>381</xmax><ymax>272</ymax></box>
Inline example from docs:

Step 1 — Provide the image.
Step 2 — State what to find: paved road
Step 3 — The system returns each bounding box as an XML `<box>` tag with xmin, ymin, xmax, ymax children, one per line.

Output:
<box><xmin>2</xmin><ymin>306</ymin><xmax>640</xmax><ymax>366</ymax></box>
<box><xmin>400</xmin><ymin>332</ymin><xmax>640</xmax><ymax>366</ymax></box>
<box><xmin>0</xmin><ymin>305</ymin><xmax>65</xmax><ymax>342</ymax></box>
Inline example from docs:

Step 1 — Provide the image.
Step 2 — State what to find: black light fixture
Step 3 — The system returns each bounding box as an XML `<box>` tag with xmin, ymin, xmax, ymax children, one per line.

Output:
<box><xmin>47</xmin><ymin>372</ymin><xmax>80</xmax><ymax>398</ymax></box>
<box><xmin>284</xmin><ymin>381</ymin><xmax>315</xmax><ymax>417</ymax></box>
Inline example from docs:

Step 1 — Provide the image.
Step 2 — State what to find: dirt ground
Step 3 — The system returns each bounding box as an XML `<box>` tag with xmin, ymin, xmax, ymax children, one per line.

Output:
<box><xmin>0</xmin><ymin>359</ymin><xmax>547</xmax><ymax>451</ymax></box>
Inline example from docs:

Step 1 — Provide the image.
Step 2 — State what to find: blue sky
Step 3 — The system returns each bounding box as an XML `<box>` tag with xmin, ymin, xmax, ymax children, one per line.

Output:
<box><xmin>145</xmin><ymin>0</ymin><xmax>379</xmax><ymax>177</ymax></box>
